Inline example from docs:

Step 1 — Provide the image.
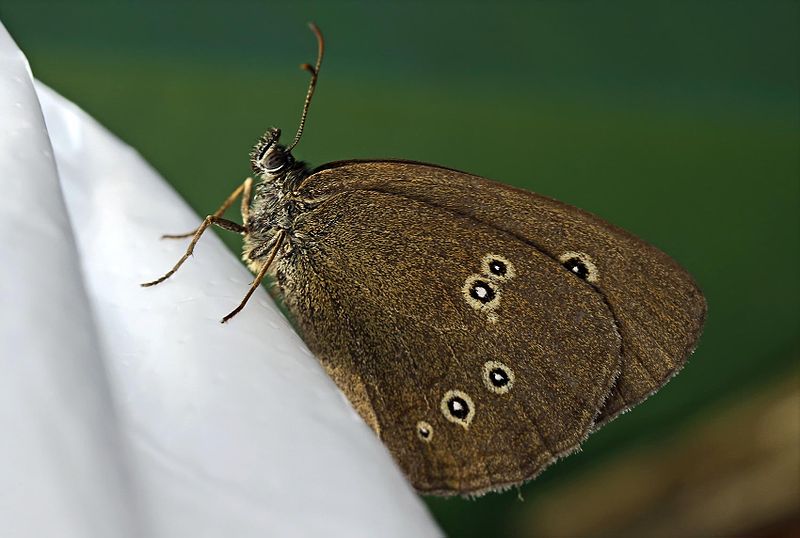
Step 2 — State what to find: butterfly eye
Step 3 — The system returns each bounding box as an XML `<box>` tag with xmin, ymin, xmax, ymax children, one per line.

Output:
<box><xmin>440</xmin><ymin>390</ymin><xmax>475</xmax><ymax>428</ymax></box>
<box><xmin>482</xmin><ymin>360</ymin><xmax>515</xmax><ymax>394</ymax></box>
<box><xmin>249</xmin><ymin>128</ymin><xmax>283</xmax><ymax>175</ymax></box>
<box><xmin>481</xmin><ymin>254</ymin><xmax>516</xmax><ymax>282</ymax></box>
<box><xmin>558</xmin><ymin>251</ymin><xmax>599</xmax><ymax>283</ymax></box>
<box><xmin>263</xmin><ymin>148</ymin><xmax>288</xmax><ymax>174</ymax></box>
<box><xmin>416</xmin><ymin>421</ymin><xmax>434</xmax><ymax>442</ymax></box>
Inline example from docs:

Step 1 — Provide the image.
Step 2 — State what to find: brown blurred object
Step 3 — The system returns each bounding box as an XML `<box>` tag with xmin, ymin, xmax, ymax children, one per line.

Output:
<box><xmin>515</xmin><ymin>370</ymin><xmax>800</xmax><ymax>538</ymax></box>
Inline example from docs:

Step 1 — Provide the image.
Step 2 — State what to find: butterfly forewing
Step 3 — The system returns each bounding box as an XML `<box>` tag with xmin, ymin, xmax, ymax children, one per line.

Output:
<box><xmin>301</xmin><ymin>161</ymin><xmax>707</xmax><ymax>427</ymax></box>
<box><xmin>279</xmin><ymin>188</ymin><xmax>622</xmax><ymax>494</ymax></box>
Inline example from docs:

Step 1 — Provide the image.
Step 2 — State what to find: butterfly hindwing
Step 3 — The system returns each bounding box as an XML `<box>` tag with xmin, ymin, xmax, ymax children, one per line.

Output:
<box><xmin>278</xmin><ymin>188</ymin><xmax>622</xmax><ymax>494</ymax></box>
<box><xmin>300</xmin><ymin>161</ymin><xmax>707</xmax><ymax>427</ymax></box>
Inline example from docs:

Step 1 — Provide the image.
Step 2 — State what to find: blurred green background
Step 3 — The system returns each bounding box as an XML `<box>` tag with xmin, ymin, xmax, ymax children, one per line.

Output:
<box><xmin>2</xmin><ymin>1</ymin><xmax>797</xmax><ymax>536</ymax></box>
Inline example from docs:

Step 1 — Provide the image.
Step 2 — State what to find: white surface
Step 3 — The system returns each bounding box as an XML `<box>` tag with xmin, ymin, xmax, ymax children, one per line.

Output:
<box><xmin>0</xmin><ymin>24</ymin><xmax>144</xmax><ymax>538</ymax></box>
<box><xmin>0</xmin><ymin>20</ymin><xmax>439</xmax><ymax>538</ymax></box>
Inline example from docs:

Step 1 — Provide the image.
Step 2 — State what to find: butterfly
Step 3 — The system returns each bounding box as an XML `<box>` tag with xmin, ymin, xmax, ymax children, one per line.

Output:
<box><xmin>143</xmin><ymin>23</ymin><xmax>706</xmax><ymax>496</ymax></box>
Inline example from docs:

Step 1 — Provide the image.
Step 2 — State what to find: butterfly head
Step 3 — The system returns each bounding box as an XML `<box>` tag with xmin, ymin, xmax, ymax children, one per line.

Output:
<box><xmin>250</xmin><ymin>128</ymin><xmax>294</xmax><ymax>177</ymax></box>
<box><xmin>249</xmin><ymin>22</ymin><xmax>323</xmax><ymax>186</ymax></box>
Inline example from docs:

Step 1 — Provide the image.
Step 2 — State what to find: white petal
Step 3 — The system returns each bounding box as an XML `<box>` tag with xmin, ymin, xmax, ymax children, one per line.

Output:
<box><xmin>0</xmin><ymin>23</ymin><xmax>144</xmax><ymax>538</ymax></box>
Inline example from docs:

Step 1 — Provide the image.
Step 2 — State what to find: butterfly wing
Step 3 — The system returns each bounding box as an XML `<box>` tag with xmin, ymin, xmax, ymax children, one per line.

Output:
<box><xmin>280</xmin><ymin>188</ymin><xmax>622</xmax><ymax>495</ymax></box>
<box><xmin>300</xmin><ymin>161</ymin><xmax>706</xmax><ymax>427</ymax></box>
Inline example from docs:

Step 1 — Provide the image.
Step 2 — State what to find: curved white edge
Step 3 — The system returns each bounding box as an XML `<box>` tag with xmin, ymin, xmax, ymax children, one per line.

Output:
<box><xmin>31</xmin><ymin>39</ymin><xmax>440</xmax><ymax>538</ymax></box>
<box><xmin>0</xmin><ymin>23</ymin><xmax>145</xmax><ymax>538</ymax></box>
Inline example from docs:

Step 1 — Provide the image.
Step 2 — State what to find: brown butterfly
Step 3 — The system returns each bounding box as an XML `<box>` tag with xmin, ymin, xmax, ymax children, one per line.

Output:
<box><xmin>143</xmin><ymin>23</ymin><xmax>706</xmax><ymax>496</ymax></box>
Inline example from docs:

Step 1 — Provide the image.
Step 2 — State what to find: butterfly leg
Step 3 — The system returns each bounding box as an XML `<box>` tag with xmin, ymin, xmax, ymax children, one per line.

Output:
<box><xmin>161</xmin><ymin>177</ymin><xmax>254</xmax><ymax>239</ymax></box>
<box><xmin>141</xmin><ymin>215</ymin><xmax>245</xmax><ymax>287</ymax></box>
<box><xmin>221</xmin><ymin>230</ymin><xmax>285</xmax><ymax>323</ymax></box>
<box><xmin>240</xmin><ymin>176</ymin><xmax>253</xmax><ymax>227</ymax></box>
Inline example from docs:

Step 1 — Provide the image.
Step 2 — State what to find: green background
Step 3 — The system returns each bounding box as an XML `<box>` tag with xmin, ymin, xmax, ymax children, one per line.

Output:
<box><xmin>3</xmin><ymin>1</ymin><xmax>797</xmax><ymax>536</ymax></box>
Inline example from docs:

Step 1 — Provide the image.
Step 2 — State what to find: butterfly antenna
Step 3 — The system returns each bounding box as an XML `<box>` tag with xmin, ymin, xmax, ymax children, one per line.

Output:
<box><xmin>286</xmin><ymin>22</ymin><xmax>324</xmax><ymax>152</ymax></box>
